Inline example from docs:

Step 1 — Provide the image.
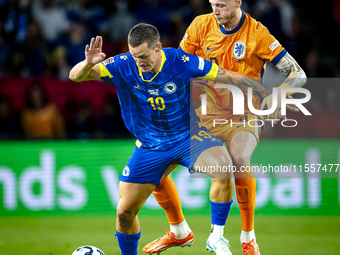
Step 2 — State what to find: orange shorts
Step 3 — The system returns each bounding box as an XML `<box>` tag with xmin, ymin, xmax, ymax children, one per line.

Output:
<box><xmin>196</xmin><ymin>111</ymin><xmax>264</xmax><ymax>150</ymax></box>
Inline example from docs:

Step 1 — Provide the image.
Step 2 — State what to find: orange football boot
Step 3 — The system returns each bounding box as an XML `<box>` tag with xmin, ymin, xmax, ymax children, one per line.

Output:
<box><xmin>143</xmin><ymin>230</ymin><xmax>194</xmax><ymax>254</ymax></box>
<box><xmin>241</xmin><ymin>239</ymin><xmax>260</xmax><ymax>255</ymax></box>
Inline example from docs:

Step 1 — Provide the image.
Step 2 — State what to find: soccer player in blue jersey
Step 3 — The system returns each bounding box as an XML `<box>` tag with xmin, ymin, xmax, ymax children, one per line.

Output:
<box><xmin>69</xmin><ymin>23</ymin><xmax>273</xmax><ymax>255</ymax></box>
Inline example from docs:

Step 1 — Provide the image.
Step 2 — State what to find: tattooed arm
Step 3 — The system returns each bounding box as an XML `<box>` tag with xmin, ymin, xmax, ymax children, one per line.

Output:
<box><xmin>275</xmin><ymin>52</ymin><xmax>307</xmax><ymax>88</ymax></box>
<box><xmin>205</xmin><ymin>66</ymin><xmax>272</xmax><ymax>98</ymax></box>
<box><xmin>257</xmin><ymin>52</ymin><xmax>305</xmax><ymax>122</ymax></box>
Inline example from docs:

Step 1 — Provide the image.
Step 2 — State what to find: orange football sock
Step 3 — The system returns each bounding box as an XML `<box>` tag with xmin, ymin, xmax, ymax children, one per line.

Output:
<box><xmin>235</xmin><ymin>172</ymin><xmax>256</xmax><ymax>232</ymax></box>
<box><xmin>153</xmin><ymin>176</ymin><xmax>185</xmax><ymax>225</ymax></box>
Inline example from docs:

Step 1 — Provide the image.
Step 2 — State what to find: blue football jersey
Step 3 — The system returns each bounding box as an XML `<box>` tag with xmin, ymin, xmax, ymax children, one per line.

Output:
<box><xmin>97</xmin><ymin>48</ymin><xmax>218</xmax><ymax>150</ymax></box>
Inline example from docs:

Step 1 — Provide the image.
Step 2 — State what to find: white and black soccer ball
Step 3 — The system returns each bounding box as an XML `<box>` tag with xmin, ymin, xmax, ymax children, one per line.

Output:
<box><xmin>72</xmin><ymin>245</ymin><xmax>105</xmax><ymax>255</ymax></box>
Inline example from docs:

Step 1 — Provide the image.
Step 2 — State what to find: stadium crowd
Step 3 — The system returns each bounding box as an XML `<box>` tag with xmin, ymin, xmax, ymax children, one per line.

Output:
<box><xmin>0</xmin><ymin>0</ymin><xmax>339</xmax><ymax>140</ymax></box>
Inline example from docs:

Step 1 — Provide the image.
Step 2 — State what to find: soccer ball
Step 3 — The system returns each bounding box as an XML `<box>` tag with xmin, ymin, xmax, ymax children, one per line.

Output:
<box><xmin>72</xmin><ymin>245</ymin><xmax>105</xmax><ymax>255</ymax></box>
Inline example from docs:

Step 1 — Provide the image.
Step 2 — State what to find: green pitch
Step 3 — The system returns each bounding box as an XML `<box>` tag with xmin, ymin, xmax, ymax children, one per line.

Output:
<box><xmin>0</xmin><ymin>215</ymin><xmax>339</xmax><ymax>255</ymax></box>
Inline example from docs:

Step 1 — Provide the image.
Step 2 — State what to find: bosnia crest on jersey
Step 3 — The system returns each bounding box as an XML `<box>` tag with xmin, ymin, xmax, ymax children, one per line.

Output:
<box><xmin>233</xmin><ymin>41</ymin><xmax>245</xmax><ymax>59</ymax></box>
<box><xmin>164</xmin><ymin>82</ymin><xmax>177</xmax><ymax>94</ymax></box>
<box><xmin>123</xmin><ymin>166</ymin><xmax>130</xmax><ymax>176</ymax></box>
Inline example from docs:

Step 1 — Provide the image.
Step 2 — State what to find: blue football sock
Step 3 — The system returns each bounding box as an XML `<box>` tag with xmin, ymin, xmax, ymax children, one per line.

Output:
<box><xmin>210</xmin><ymin>200</ymin><xmax>233</xmax><ymax>226</ymax></box>
<box><xmin>115</xmin><ymin>230</ymin><xmax>141</xmax><ymax>255</ymax></box>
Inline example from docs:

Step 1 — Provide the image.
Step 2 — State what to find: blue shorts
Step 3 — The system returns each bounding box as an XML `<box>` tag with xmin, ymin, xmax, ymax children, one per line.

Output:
<box><xmin>119</xmin><ymin>124</ymin><xmax>223</xmax><ymax>184</ymax></box>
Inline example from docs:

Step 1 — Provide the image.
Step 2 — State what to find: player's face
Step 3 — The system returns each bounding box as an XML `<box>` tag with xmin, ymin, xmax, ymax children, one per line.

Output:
<box><xmin>209</xmin><ymin>0</ymin><xmax>240</xmax><ymax>26</ymax></box>
<box><xmin>129</xmin><ymin>42</ymin><xmax>162</xmax><ymax>73</ymax></box>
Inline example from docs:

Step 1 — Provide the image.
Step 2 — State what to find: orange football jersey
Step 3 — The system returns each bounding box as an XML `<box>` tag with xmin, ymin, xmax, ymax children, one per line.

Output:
<box><xmin>180</xmin><ymin>12</ymin><xmax>287</xmax><ymax>116</ymax></box>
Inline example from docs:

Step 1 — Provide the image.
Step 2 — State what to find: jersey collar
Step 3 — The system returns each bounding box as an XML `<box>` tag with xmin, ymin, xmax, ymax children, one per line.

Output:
<box><xmin>219</xmin><ymin>11</ymin><xmax>246</xmax><ymax>35</ymax></box>
<box><xmin>137</xmin><ymin>50</ymin><xmax>166</xmax><ymax>82</ymax></box>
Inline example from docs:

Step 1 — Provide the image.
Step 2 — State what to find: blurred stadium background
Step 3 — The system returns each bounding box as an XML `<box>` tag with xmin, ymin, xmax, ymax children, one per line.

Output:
<box><xmin>0</xmin><ymin>0</ymin><xmax>340</xmax><ymax>254</ymax></box>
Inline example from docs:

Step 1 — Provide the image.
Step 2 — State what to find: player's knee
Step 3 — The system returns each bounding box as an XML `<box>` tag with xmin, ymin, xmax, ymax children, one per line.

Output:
<box><xmin>232</xmin><ymin>154</ymin><xmax>251</xmax><ymax>170</ymax></box>
<box><xmin>116</xmin><ymin>206</ymin><xmax>135</xmax><ymax>225</ymax></box>
<box><xmin>211</xmin><ymin>154</ymin><xmax>233</xmax><ymax>178</ymax></box>
<box><xmin>208</xmin><ymin>152</ymin><xmax>232</xmax><ymax>167</ymax></box>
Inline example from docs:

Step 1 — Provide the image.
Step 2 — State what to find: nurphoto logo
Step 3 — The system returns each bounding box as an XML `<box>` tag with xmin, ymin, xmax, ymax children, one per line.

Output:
<box><xmin>199</xmin><ymin>84</ymin><xmax>312</xmax><ymax>128</ymax></box>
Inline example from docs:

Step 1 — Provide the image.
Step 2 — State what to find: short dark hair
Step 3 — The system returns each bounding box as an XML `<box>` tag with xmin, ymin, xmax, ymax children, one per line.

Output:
<box><xmin>128</xmin><ymin>23</ymin><xmax>160</xmax><ymax>48</ymax></box>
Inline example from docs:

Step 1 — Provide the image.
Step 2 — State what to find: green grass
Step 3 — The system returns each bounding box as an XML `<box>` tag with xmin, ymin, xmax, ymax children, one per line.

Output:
<box><xmin>0</xmin><ymin>215</ymin><xmax>339</xmax><ymax>255</ymax></box>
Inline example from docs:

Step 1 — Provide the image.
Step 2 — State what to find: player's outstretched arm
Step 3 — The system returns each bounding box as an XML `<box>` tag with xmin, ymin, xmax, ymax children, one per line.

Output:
<box><xmin>69</xmin><ymin>36</ymin><xmax>106</xmax><ymax>82</ymax></box>
<box><xmin>212</xmin><ymin>66</ymin><xmax>272</xmax><ymax>98</ymax></box>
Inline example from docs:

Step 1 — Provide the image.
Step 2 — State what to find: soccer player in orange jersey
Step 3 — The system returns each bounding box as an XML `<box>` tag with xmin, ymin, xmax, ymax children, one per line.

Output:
<box><xmin>143</xmin><ymin>1</ymin><xmax>307</xmax><ymax>255</ymax></box>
